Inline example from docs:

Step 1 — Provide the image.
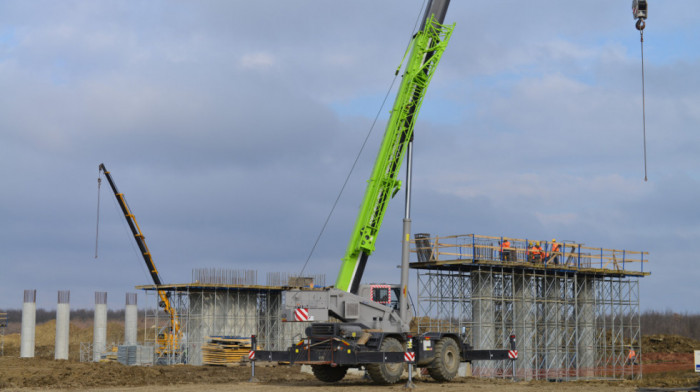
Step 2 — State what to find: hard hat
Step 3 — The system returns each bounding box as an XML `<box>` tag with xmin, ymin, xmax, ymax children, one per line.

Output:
<box><xmin>552</xmin><ymin>239</ymin><xmax>556</xmax><ymax>242</ymax></box>
<box><xmin>535</xmin><ymin>241</ymin><xmax>540</xmax><ymax>246</ymax></box>
<box><xmin>529</xmin><ymin>241</ymin><xmax>533</xmax><ymax>246</ymax></box>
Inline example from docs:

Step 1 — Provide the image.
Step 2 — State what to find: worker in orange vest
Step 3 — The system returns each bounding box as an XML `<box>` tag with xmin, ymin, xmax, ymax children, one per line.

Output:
<box><xmin>548</xmin><ymin>239</ymin><xmax>561</xmax><ymax>265</ymax></box>
<box><xmin>528</xmin><ymin>242</ymin><xmax>542</xmax><ymax>262</ymax></box>
<box><xmin>626</xmin><ymin>346</ymin><xmax>637</xmax><ymax>365</ymax></box>
<box><xmin>500</xmin><ymin>239</ymin><xmax>512</xmax><ymax>261</ymax></box>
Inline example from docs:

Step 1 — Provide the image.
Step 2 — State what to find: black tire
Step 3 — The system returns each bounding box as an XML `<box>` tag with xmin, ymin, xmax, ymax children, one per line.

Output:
<box><xmin>366</xmin><ymin>336</ymin><xmax>404</xmax><ymax>384</ymax></box>
<box><xmin>427</xmin><ymin>337</ymin><xmax>461</xmax><ymax>382</ymax></box>
<box><xmin>311</xmin><ymin>364</ymin><xmax>348</xmax><ymax>383</ymax></box>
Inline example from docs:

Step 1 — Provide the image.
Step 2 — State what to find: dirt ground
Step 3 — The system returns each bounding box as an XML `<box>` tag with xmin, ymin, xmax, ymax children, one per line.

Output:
<box><xmin>1</xmin><ymin>322</ymin><xmax>699</xmax><ymax>391</ymax></box>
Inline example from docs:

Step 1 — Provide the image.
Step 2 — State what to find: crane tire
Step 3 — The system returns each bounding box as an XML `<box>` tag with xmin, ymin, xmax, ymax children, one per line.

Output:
<box><xmin>366</xmin><ymin>337</ymin><xmax>405</xmax><ymax>384</ymax></box>
<box><xmin>311</xmin><ymin>364</ymin><xmax>348</xmax><ymax>382</ymax></box>
<box><xmin>427</xmin><ymin>337</ymin><xmax>461</xmax><ymax>382</ymax></box>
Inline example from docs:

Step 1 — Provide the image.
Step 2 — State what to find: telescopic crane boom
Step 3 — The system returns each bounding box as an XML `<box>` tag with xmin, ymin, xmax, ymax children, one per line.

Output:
<box><xmin>336</xmin><ymin>0</ymin><xmax>454</xmax><ymax>294</ymax></box>
<box><xmin>98</xmin><ymin>163</ymin><xmax>181</xmax><ymax>353</ymax></box>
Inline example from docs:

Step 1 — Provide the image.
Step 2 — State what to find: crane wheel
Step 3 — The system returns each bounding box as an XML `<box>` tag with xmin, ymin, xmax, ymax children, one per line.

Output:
<box><xmin>311</xmin><ymin>364</ymin><xmax>348</xmax><ymax>382</ymax></box>
<box><xmin>366</xmin><ymin>337</ymin><xmax>405</xmax><ymax>384</ymax></box>
<box><xmin>427</xmin><ymin>337</ymin><xmax>461</xmax><ymax>382</ymax></box>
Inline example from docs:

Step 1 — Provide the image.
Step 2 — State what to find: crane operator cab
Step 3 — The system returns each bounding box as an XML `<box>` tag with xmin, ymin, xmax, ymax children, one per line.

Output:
<box><xmin>359</xmin><ymin>284</ymin><xmax>411</xmax><ymax>314</ymax></box>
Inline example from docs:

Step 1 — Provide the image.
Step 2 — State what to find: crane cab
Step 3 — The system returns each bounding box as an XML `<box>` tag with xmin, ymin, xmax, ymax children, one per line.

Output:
<box><xmin>359</xmin><ymin>284</ymin><xmax>406</xmax><ymax>313</ymax></box>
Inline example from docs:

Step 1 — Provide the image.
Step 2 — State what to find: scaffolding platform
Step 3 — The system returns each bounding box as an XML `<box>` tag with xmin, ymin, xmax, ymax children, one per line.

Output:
<box><xmin>409</xmin><ymin>233</ymin><xmax>648</xmax><ymax>381</ymax></box>
<box><xmin>410</xmin><ymin>234</ymin><xmax>650</xmax><ymax>277</ymax></box>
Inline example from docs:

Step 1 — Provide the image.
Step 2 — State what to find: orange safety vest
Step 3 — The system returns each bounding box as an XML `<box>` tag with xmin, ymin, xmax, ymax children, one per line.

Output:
<box><xmin>628</xmin><ymin>349</ymin><xmax>636</xmax><ymax>359</ymax></box>
<box><xmin>501</xmin><ymin>240</ymin><xmax>511</xmax><ymax>251</ymax></box>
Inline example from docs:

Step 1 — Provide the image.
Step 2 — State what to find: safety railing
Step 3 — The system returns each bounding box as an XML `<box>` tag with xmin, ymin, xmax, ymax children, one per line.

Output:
<box><xmin>411</xmin><ymin>234</ymin><xmax>648</xmax><ymax>274</ymax></box>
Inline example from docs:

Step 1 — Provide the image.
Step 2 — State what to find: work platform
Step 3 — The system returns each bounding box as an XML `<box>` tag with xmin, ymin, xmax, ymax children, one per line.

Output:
<box><xmin>409</xmin><ymin>233</ymin><xmax>648</xmax><ymax>381</ymax></box>
<box><xmin>410</xmin><ymin>234</ymin><xmax>649</xmax><ymax>277</ymax></box>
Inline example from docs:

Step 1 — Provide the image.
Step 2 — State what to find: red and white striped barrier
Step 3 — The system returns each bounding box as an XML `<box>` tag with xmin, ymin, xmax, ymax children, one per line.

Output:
<box><xmin>508</xmin><ymin>350</ymin><xmax>518</xmax><ymax>359</ymax></box>
<box><xmin>404</xmin><ymin>352</ymin><xmax>415</xmax><ymax>362</ymax></box>
<box><xmin>248</xmin><ymin>350</ymin><xmax>255</xmax><ymax>360</ymax></box>
<box><xmin>294</xmin><ymin>308</ymin><xmax>310</xmax><ymax>321</ymax></box>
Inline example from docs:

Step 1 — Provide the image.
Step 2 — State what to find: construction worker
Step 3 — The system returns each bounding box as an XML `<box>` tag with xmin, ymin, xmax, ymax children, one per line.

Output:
<box><xmin>534</xmin><ymin>242</ymin><xmax>543</xmax><ymax>262</ymax></box>
<box><xmin>548</xmin><ymin>239</ymin><xmax>561</xmax><ymax>265</ymax></box>
<box><xmin>626</xmin><ymin>346</ymin><xmax>637</xmax><ymax>365</ymax></box>
<box><xmin>500</xmin><ymin>239</ymin><xmax>512</xmax><ymax>261</ymax></box>
<box><xmin>528</xmin><ymin>242</ymin><xmax>542</xmax><ymax>263</ymax></box>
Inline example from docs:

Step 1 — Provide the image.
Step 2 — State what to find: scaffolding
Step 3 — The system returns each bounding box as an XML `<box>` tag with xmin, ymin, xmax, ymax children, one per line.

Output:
<box><xmin>411</xmin><ymin>234</ymin><xmax>648</xmax><ymax>380</ymax></box>
<box><xmin>137</xmin><ymin>269</ymin><xmax>321</xmax><ymax>365</ymax></box>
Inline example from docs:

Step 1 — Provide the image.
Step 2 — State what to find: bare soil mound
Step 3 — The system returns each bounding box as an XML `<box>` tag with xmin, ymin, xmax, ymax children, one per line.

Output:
<box><xmin>643</xmin><ymin>334</ymin><xmax>700</xmax><ymax>353</ymax></box>
<box><xmin>0</xmin><ymin>357</ymin><xmax>310</xmax><ymax>390</ymax></box>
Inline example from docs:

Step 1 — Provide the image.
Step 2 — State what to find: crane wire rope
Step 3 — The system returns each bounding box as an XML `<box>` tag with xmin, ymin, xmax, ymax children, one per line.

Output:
<box><xmin>638</xmin><ymin>21</ymin><xmax>648</xmax><ymax>182</ymax></box>
<box><xmin>94</xmin><ymin>169</ymin><xmax>157</xmax><ymax>283</ymax></box>
<box><xmin>298</xmin><ymin>0</ymin><xmax>428</xmax><ymax>278</ymax></box>
<box><xmin>95</xmin><ymin>170</ymin><xmax>102</xmax><ymax>258</ymax></box>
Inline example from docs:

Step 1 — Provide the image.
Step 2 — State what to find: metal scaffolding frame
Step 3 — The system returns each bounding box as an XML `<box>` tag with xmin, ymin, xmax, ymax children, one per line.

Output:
<box><xmin>142</xmin><ymin>286</ymin><xmax>290</xmax><ymax>365</ymax></box>
<box><xmin>414</xmin><ymin>265</ymin><xmax>642</xmax><ymax>380</ymax></box>
<box><xmin>138</xmin><ymin>269</ymin><xmax>318</xmax><ymax>365</ymax></box>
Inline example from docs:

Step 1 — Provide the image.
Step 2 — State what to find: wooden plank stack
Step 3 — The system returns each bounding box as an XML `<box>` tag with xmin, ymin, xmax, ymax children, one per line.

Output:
<box><xmin>202</xmin><ymin>336</ymin><xmax>253</xmax><ymax>366</ymax></box>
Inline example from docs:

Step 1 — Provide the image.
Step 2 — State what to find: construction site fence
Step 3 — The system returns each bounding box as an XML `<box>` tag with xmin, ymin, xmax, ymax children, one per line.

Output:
<box><xmin>412</xmin><ymin>234</ymin><xmax>648</xmax><ymax>274</ymax></box>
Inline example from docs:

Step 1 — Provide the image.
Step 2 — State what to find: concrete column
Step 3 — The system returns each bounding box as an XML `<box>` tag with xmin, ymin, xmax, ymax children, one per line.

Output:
<box><xmin>93</xmin><ymin>292</ymin><xmax>107</xmax><ymax>362</ymax></box>
<box><xmin>125</xmin><ymin>293</ymin><xmax>137</xmax><ymax>346</ymax></box>
<box><xmin>55</xmin><ymin>291</ymin><xmax>70</xmax><ymax>360</ymax></box>
<box><xmin>514</xmin><ymin>274</ymin><xmax>535</xmax><ymax>379</ymax></box>
<box><xmin>576</xmin><ymin>276</ymin><xmax>595</xmax><ymax>377</ymax></box>
<box><xmin>20</xmin><ymin>289</ymin><xmax>37</xmax><ymax>358</ymax></box>
<box><xmin>545</xmin><ymin>276</ymin><xmax>563</xmax><ymax>377</ymax></box>
<box><xmin>471</xmin><ymin>271</ymin><xmax>495</xmax><ymax>376</ymax></box>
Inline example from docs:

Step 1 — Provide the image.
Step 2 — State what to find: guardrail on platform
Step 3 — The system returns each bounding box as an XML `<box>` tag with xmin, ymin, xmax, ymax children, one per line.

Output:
<box><xmin>411</xmin><ymin>234</ymin><xmax>648</xmax><ymax>274</ymax></box>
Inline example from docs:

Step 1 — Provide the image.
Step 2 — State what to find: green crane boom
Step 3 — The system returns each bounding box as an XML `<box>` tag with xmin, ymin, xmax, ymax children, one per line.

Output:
<box><xmin>335</xmin><ymin>8</ymin><xmax>454</xmax><ymax>294</ymax></box>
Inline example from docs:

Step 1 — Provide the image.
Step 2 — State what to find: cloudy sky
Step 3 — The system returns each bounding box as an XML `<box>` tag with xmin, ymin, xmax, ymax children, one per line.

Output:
<box><xmin>1</xmin><ymin>1</ymin><xmax>698</xmax><ymax>311</ymax></box>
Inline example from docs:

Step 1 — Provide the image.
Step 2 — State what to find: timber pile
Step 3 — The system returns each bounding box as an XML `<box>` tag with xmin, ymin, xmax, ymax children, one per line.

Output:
<box><xmin>202</xmin><ymin>336</ymin><xmax>253</xmax><ymax>366</ymax></box>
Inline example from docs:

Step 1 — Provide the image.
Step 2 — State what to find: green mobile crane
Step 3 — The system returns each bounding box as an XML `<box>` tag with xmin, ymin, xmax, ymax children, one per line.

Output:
<box><xmin>257</xmin><ymin>0</ymin><xmax>516</xmax><ymax>384</ymax></box>
<box><xmin>98</xmin><ymin>163</ymin><xmax>181</xmax><ymax>357</ymax></box>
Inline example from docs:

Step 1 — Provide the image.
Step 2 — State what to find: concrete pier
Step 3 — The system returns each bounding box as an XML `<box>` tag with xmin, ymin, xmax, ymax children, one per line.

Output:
<box><xmin>20</xmin><ymin>289</ymin><xmax>37</xmax><ymax>358</ymax></box>
<box><xmin>576</xmin><ymin>276</ymin><xmax>595</xmax><ymax>377</ymax></box>
<box><xmin>55</xmin><ymin>290</ymin><xmax>70</xmax><ymax>360</ymax></box>
<box><xmin>125</xmin><ymin>293</ymin><xmax>137</xmax><ymax>346</ymax></box>
<box><xmin>471</xmin><ymin>271</ymin><xmax>496</xmax><ymax>376</ymax></box>
<box><xmin>514</xmin><ymin>274</ymin><xmax>535</xmax><ymax>379</ymax></box>
<box><xmin>93</xmin><ymin>292</ymin><xmax>107</xmax><ymax>362</ymax></box>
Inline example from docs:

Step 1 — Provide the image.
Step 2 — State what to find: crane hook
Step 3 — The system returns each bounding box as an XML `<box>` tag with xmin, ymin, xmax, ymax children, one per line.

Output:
<box><xmin>636</xmin><ymin>18</ymin><xmax>645</xmax><ymax>31</ymax></box>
